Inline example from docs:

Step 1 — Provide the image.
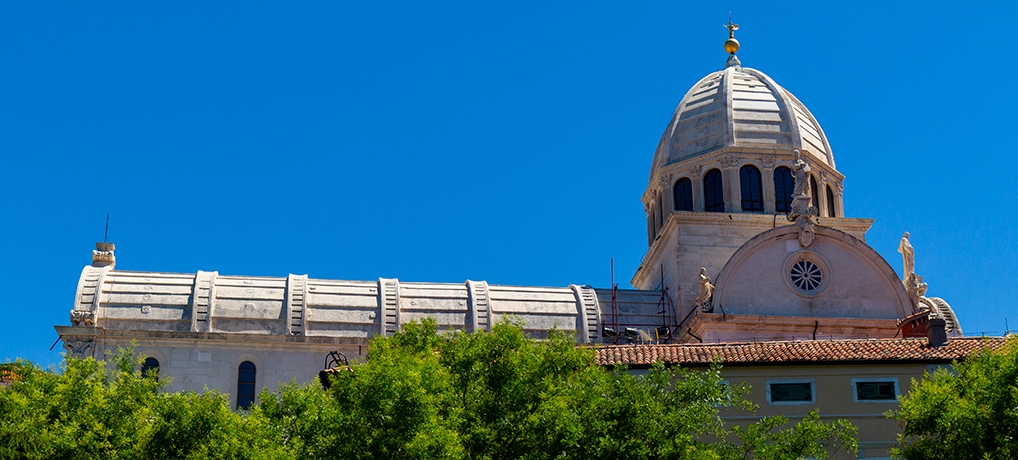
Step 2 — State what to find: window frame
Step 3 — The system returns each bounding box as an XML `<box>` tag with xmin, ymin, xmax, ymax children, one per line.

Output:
<box><xmin>703</xmin><ymin>169</ymin><xmax>725</xmax><ymax>212</ymax></box>
<box><xmin>673</xmin><ymin>177</ymin><xmax>693</xmax><ymax>211</ymax></box>
<box><xmin>766</xmin><ymin>378</ymin><xmax>816</xmax><ymax>405</ymax></box>
<box><xmin>809</xmin><ymin>174</ymin><xmax>819</xmax><ymax>210</ymax></box>
<box><xmin>773</xmin><ymin>166</ymin><xmax>794</xmax><ymax>213</ymax></box>
<box><xmin>739</xmin><ymin>165</ymin><xmax>764</xmax><ymax>212</ymax></box>
<box><xmin>140</xmin><ymin>357</ymin><xmax>159</xmax><ymax>380</ymax></box>
<box><xmin>851</xmin><ymin>378</ymin><xmax>900</xmax><ymax>403</ymax></box>
<box><xmin>826</xmin><ymin>184</ymin><xmax>837</xmax><ymax>217</ymax></box>
<box><xmin>656</xmin><ymin>191</ymin><xmax>664</xmax><ymax>229</ymax></box>
<box><xmin>237</xmin><ymin>361</ymin><xmax>257</xmax><ymax>410</ymax></box>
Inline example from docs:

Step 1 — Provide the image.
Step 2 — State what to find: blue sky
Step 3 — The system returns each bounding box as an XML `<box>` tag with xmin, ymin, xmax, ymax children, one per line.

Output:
<box><xmin>2</xmin><ymin>2</ymin><xmax>1015</xmax><ymax>366</ymax></box>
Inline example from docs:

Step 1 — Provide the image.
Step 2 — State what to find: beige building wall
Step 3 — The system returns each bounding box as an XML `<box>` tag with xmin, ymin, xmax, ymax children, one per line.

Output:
<box><xmin>719</xmin><ymin>363</ymin><xmax>931</xmax><ymax>460</ymax></box>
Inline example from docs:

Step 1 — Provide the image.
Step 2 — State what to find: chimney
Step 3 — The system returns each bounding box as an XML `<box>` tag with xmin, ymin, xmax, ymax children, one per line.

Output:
<box><xmin>927</xmin><ymin>317</ymin><xmax>947</xmax><ymax>347</ymax></box>
<box><xmin>92</xmin><ymin>242</ymin><xmax>116</xmax><ymax>269</ymax></box>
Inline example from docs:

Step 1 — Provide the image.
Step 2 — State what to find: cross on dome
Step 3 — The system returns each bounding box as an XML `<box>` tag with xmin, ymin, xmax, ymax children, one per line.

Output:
<box><xmin>724</xmin><ymin>15</ymin><xmax>741</xmax><ymax>68</ymax></box>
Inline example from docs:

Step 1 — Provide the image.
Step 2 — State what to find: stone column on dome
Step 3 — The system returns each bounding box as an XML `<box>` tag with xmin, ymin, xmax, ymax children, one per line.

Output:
<box><xmin>835</xmin><ymin>181</ymin><xmax>844</xmax><ymax>217</ymax></box>
<box><xmin>658</xmin><ymin>174</ymin><xmax>673</xmax><ymax>219</ymax></box>
<box><xmin>761</xmin><ymin>157</ymin><xmax>777</xmax><ymax>214</ymax></box>
<box><xmin>818</xmin><ymin>171</ymin><xmax>831</xmax><ymax>218</ymax></box>
<box><xmin>719</xmin><ymin>156</ymin><xmax>740</xmax><ymax>213</ymax></box>
<box><xmin>645</xmin><ymin>203</ymin><xmax>655</xmax><ymax>245</ymax></box>
<box><xmin>690</xmin><ymin>165</ymin><xmax>704</xmax><ymax>212</ymax></box>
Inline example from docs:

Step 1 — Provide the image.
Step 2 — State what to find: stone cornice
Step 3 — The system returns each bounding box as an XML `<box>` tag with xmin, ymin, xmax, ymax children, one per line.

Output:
<box><xmin>95</xmin><ymin>328</ymin><xmax>371</xmax><ymax>346</ymax></box>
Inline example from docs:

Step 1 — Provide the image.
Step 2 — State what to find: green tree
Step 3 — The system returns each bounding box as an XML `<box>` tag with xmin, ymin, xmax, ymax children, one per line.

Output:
<box><xmin>0</xmin><ymin>349</ymin><xmax>161</xmax><ymax>459</ymax></box>
<box><xmin>295</xmin><ymin>319</ymin><xmax>857</xmax><ymax>460</ymax></box>
<box><xmin>889</xmin><ymin>336</ymin><xmax>1018</xmax><ymax>460</ymax></box>
<box><xmin>0</xmin><ymin>348</ymin><xmax>272</xmax><ymax>460</ymax></box>
<box><xmin>1</xmin><ymin>322</ymin><xmax>858</xmax><ymax>459</ymax></box>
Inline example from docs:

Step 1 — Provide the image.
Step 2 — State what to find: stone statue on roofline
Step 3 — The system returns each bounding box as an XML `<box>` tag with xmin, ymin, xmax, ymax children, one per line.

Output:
<box><xmin>695</xmin><ymin>267</ymin><xmax>714</xmax><ymax>312</ymax></box>
<box><xmin>791</xmin><ymin>149</ymin><xmax>811</xmax><ymax>198</ymax></box>
<box><xmin>898</xmin><ymin>232</ymin><xmax>915</xmax><ymax>281</ymax></box>
<box><xmin>899</xmin><ymin>231</ymin><xmax>932</xmax><ymax>314</ymax></box>
<box><xmin>786</xmin><ymin>150</ymin><xmax>819</xmax><ymax>247</ymax></box>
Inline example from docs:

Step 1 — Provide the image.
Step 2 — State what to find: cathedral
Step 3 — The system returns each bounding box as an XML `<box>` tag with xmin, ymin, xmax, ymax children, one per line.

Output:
<box><xmin>55</xmin><ymin>23</ymin><xmax>969</xmax><ymax>457</ymax></box>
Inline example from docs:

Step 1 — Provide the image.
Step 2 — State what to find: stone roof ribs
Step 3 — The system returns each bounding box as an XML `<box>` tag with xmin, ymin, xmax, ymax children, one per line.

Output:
<box><xmin>596</xmin><ymin>337</ymin><xmax>1008</xmax><ymax>368</ymax></box>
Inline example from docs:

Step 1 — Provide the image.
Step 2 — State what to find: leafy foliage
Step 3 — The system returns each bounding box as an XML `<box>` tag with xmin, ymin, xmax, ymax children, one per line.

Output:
<box><xmin>0</xmin><ymin>321</ymin><xmax>858</xmax><ymax>459</ymax></box>
<box><xmin>0</xmin><ymin>348</ymin><xmax>274</xmax><ymax>460</ymax></box>
<box><xmin>889</xmin><ymin>336</ymin><xmax>1018</xmax><ymax>460</ymax></box>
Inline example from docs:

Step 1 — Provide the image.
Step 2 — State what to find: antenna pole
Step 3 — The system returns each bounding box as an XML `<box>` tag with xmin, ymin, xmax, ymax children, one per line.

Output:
<box><xmin>104</xmin><ymin>213</ymin><xmax>110</xmax><ymax>243</ymax></box>
<box><xmin>610</xmin><ymin>257</ymin><xmax>618</xmax><ymax>342</ymax></box>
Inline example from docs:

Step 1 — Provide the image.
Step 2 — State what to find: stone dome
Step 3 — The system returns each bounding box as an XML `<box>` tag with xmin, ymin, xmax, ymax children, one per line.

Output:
<box><xmin>650</xmin><ymin>66</ymin><xmax>834</xmax><ymax>180</ymax></box>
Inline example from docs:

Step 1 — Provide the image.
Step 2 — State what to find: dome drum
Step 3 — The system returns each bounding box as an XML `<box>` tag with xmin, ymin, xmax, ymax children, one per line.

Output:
<box><xmin>642</xmin><ymin>147</ymin><xmax>845</xmax><ymax>243</ymax></box>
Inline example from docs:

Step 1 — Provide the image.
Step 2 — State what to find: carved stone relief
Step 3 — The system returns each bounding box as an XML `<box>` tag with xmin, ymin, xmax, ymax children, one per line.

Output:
<box><xmin>64</xmin><ymin>337</ymin><xmax>95</xmax><ymax>359</ymax></box>
<box><xmin>69</xmin><ymin>309</ymin><xmax>95</xmax><ymax>327</ymax></box>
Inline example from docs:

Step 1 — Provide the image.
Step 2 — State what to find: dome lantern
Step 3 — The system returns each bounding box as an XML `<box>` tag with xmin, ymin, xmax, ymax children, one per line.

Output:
<box><xmin>724</xmin><ymin>16</ymin><xmax>742</xmax><ymax>69</ymax></box>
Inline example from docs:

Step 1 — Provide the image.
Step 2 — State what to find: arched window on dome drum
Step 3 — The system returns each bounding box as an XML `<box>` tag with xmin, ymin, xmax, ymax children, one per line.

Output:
<box><xmin>141</xmin><ymin>357</ymin><xmax>159</xmax><ymax>380</ymax></box>
<box><xmin>810</xmin><ymin>174</ymin><xmax>819</xmax><ymax>211</ymax></box>
<box><xmin>237</xmin><ymin>361</ymin><xmax>256</xmax><ymax>410</ymax></box>
<box><xmin>647</xmin><ymin>214</ymin><xmax>654</xmax><ymax>243</ymax></box>
<box><xmin>656</xmin><ymin>191</ymin><xmax>664</xmax><ymax>229</ymax></box>
<box><xmin>826</xmin><ymin>185</ymin><xmax>837</xmax><ymax>217</ymax></box>
<box><xmin>651</xmin><ymin>202</ymin><xmax>657</xmax><ymax>232</ymax></box>
<box><xmin>740</xmin><ymin>165</ymin><xmax>763</xmax><ymax>212</ymax></box>
<box><xmin>673</xmin><ymin>178</ymin><xmax>693</xmax><ymax>211</ymax></box>
<box><xmin>774</xmin><ymin>167</ymin><xmax>794</xmax><ymax>213</ymax></box>
<box><xmin>703</xmin><ymin>169</ymin><xmax>724</xmax><ymax>212</ymax></box>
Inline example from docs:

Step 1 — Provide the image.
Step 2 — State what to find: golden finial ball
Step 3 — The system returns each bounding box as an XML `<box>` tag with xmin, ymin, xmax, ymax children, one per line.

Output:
<box><xmin>724</xmin><ymin>38</ymin><xmax>740</xmax><ymax>54</ymax></box>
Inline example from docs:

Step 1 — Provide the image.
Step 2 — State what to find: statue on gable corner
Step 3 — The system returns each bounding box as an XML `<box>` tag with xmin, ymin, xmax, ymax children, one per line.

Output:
<box><xmin>695</xmin><ymin>267</ymin><xmax>715</xmax><ymax>312</ymax></box>
<box><xmin>898</xmin><ymin>231</ymin><xmax>915</xmax><ymax>281</ymax></box>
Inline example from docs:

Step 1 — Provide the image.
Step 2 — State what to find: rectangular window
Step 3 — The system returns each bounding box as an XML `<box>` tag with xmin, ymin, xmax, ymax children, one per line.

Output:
<box><xmin>852</xmin><ymin>378</ymin><xmax>899</xmax><ymax>403</ymax></box>
<box><xmin>767</xmin><ymin>379</ymin><xmax>815</xmax><ymax>405</ymax></box>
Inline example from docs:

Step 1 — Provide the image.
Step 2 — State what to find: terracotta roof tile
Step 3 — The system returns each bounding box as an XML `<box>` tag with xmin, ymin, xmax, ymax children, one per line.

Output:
<box><xmin>595</xmin><ymin>337</ymin><xmax>1009</xmax><ymax>367</ymax></box>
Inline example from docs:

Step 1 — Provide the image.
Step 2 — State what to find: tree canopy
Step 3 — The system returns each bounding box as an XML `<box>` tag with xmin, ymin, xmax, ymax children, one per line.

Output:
<box><xmin>0</xmin><ymin>320</ymin><xmax>857</xmax><ymax>459</ymax></box>
<box><xmin>889</xmin><ymin>336</ymin><xmax>1018</xmax><ymax>460</ymax></box>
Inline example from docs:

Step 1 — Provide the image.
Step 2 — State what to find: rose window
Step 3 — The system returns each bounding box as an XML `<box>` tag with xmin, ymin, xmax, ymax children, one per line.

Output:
<box><xmin>790</xmin><ymin>260</ymin><xmax>822</xmax><ymax>292</ymax></box>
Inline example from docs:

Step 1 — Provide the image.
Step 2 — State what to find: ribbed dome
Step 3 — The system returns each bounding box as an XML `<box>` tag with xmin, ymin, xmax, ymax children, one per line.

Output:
<box><xmin>650</xmin><ymin>66</ymin><xmax>833</xmax><ymax>179</ymax></box>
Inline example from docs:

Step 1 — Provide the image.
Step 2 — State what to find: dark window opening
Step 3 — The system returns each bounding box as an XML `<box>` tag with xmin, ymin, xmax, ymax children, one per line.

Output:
<box><xmin>656</xmin><ymin>192</ymin><xmax>664</xmax><ymax>228</ymax></box>
<box><xmin>703</xmin><ymin>169</ymin><xmax>725</xmax><ymax>212</ymax></box>
<box><xmin>774</xmin><ymin>167</ymin><xmax>794</xmax><ymax>213</ymax></box>
<box><xmin>826</xmin><ymin>185</ymin><xmax>837</xmax><ymax>217</ymax></box>
<box><xmin>810</xmin><ymin>174</ymin><xmax>819</xmax><ymax>210</ymax></box>
<box><xmin>856</xmin><ymin>381</ymin><xmax>896</xmax><ymax>401</ymax></box>
<box><xmin>770</xmin><ymin>382</ymin><xmax>813</xmax><ymax>403</ymax></box>
<box><xmin>141</xmin><ymin>357</ymin><xmax>159</xmax><ymax>380</ymax></box>
<box><xmin>740</xmin><ymin>165</ymin><xmax>763</xmax><ymax>212</ymax></box>
<box><xmin>237</xmin><ymin>361</ymin><xmax>257</xmax><ymax>410</ymax></box>
<box><xmin>673</xmin><ymin>178</ymin><xmax>693</xmax><ymax>211</ymax></box>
